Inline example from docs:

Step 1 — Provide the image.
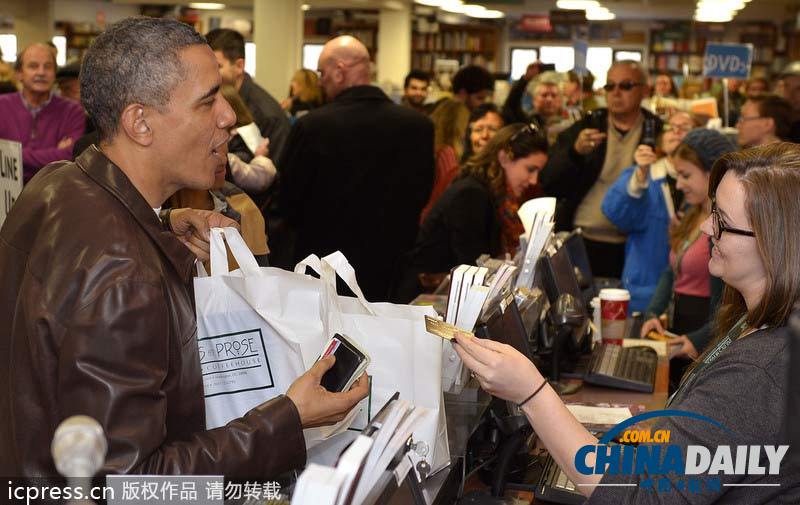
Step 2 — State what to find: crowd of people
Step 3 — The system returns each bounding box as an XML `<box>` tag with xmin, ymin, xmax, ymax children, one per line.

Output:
<box><xmin>2</xmin><ymin>15</ymin><xmax>800</xmax><ymax>502</ymax></box>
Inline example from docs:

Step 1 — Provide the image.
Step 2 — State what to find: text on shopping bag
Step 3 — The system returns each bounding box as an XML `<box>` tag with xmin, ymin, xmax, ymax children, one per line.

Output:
<box><xmin>198</xmin><ymin>328</ymin><xmax>276</xmax><ymax>398</ymax></box>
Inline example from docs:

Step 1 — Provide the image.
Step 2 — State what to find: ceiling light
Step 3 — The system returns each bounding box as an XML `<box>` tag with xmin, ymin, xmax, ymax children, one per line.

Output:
<box><xmin>697</xmin><ymin>0</ymin><xmax>745</xmax><ymax>10</ymax></box>
<box><xmin>469</xmin><ymin>8</ymin><xmax>504</xmax><ymax>18</ymax></box>
<box><xmin>414</xmin><ymin>0</ymin><xmax>452</xmax><ymax>6</ymax></box>
<box><xmin>694</xmin><ymin>10</ymin><xmax>734</xmax><ymax>22</ymax></box>
<box><xmin>301</xmin><ymin>4</ymin><xmax>311</xmax><ymax>10</ymax></box>
<box><xmin>586</xmin><ymin>6</ymin><xmax>615</xmax><ymax>20</ymax></box>
<box><xmin>188</xmin><ymin>2</ymin><xmax>225</xmax><ymax>9</ymax></box>
<box><xmin>442</xmin><ymin>3</ymin><xmax>484</xmax><ymax>14</ymax></box>
<box><xmin>556</xmin><ymin>0</ymin><xmax>600</xmax><ymax>10</ymax></box>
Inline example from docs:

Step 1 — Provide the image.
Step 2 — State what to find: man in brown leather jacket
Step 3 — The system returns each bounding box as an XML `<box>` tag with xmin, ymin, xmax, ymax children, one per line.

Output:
<box><xmin>0</xmin><ymin>17</ymin><xmax>368</xmax><ymax>478</ymax></box>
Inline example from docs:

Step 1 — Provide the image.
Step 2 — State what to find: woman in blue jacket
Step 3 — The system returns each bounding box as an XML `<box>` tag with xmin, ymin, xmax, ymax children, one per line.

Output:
<box><xmin>601</xmin><ymin>112</ymin><xmax>694</xmax><ymax>313</ymax></box>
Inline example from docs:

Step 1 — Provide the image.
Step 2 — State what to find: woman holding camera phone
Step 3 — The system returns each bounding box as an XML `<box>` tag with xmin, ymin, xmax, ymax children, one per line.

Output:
<box><xmin>453</xmin><ymin>142</ymin><xmax>800</xmax><ymax>503</ymax></box>
<box><xmin>601</xmin><ymin>111</ymin><xmax>696</xmax><ymax>314</ymax></box>
<box><xmin>637</xmin><ymin>130</ymin><xmax>735</xmax><ymax>385</ymax></box>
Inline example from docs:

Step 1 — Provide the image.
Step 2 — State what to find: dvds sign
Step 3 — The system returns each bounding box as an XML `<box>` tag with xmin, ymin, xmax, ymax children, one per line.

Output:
<box><xmin>703</xmin><ymin>43</ymin><xmax>753</xmax><ymax>79</ymax></box>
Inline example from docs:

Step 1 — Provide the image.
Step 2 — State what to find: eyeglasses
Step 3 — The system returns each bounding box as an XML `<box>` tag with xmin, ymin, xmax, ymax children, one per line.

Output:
<box><xmin>736</xmin><ymin>115</ymin><xmax>763</xmax><ymax>123</ymax></box>
<box><xmin>603</xmin><ymin>81</ymin><xmax>643</xmax><ymax>92</ymax></box>
<box><xmin>711</xmin><ymin>200</ymin><xmax>755</xmax><ymax>241</ymax></box>
<box><xmin>666</xmin><ymin>123</ymin><xmax>692</xmax><ymax>134</ymax></box>
<box><xmin>509</xmin><ymin>122</ymin><xmax>541</xmax><ymax>144</ymax></box>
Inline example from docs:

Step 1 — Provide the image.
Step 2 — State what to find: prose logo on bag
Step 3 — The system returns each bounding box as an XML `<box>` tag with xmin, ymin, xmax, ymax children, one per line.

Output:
<box><xmin>198</xmin><ymin>329</ymin><xmax>275</xmax><ymax>398</ymax></box>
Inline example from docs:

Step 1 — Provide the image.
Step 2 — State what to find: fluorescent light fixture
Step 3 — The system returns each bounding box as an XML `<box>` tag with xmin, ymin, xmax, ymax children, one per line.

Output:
<box><xmin>245</xmin><ymin>42</ymin><xmax>255</xmax><ymax>75</ymax></box>
<box><xmin>442</xmin><ymin>2</ymin><xmax>483</xmax><ymax>14</ymax></box>
<box><xmin>188</xmin><ymin>2</ymin><xmax>226</xmax><ymax>9</ymax></box>
<box><xmin>586</xmin><ymin>6</ymin><xmax>615</xmax><ymax>20</ymax></box>
<box><xmin>0</xmin><ymin>34</ymin><xmax>16</xmax><ymax>63</ymax></box>
<box><xmin>694</xmin><ymin>11</ymin><xmax>734</xmax><ymax>22</ymax></box>
<box><xmin>556</xmin><ymin>0</ymin><xmax>599</xmax><ymax>10</ymax></box>
<box><xmin>414</xmin><ymin>0</ymin><xmax>451</xmax><ymax>6</ymax></box>
<box><xmin>697</xmin><ymin>0</ymin><xmax>745</xmax><ymax>10</ymax></box>
<box><xmin>469</xmin><ymin>8</ymin><xmax>504</xmax><ymax>18</ymax></box>
<box><xmin>52</xmin><ymin>36</ymin><xmax>66</xmax><ymax>67</ymax></box>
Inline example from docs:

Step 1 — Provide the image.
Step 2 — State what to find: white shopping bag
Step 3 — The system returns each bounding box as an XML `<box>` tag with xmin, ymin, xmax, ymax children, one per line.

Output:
<box><xmin>296</xmin><ymin>252</ymin><xmax>451</xmax><ymax>476</ymax></box>
<box><xmin>194</xmin><ymin>228</ymin><xmax>332</xmax><ymax>430</ymax></box>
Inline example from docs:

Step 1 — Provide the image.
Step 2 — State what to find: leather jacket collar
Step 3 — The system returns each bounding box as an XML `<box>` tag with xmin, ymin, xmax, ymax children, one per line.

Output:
<box><xmin>75</xmin><ymin>145</ymin><xmax>196</xmax><ymax>284</ymax></box>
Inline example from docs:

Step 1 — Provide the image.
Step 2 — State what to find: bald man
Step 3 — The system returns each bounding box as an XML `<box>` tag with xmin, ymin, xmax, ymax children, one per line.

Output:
<box><xmin>0</xmin><ymin>43</ymin><xmax>85</xmax><ymax>182</ymax></box>
<box><xmin>278</xmin><ymin>36</ymin><xmax>434</xmax><ymax>301</ymax></box>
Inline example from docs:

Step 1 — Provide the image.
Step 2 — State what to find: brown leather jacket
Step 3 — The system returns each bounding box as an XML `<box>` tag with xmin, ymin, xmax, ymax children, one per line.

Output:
<box><xmin>0</xmin><ymin>146</ymin><xmax>306</xmax><ymax>477</ymax></box>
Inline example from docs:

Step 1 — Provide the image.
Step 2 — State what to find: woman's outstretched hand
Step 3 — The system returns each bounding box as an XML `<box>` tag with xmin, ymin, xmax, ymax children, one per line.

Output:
<box><xmin>452</xmin><ymin>332</ymin><xmax>544</xmax><ymax>404</ymax></box>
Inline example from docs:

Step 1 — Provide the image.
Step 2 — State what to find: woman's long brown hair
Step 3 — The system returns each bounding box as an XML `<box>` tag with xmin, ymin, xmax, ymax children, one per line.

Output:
<box><xmin>459</xmin><ymin>123</ymin><xmax>548</xmax><ymax>199</ymax></box>
<box><xmin>669</xmin><ymin>143</ymin><xmax>707</xmax><ymax>253</ymax></box>
<box><xmin>696</xmin><ymin>142</ymin><xmax>800</xmax><ymax>365</ymax></box>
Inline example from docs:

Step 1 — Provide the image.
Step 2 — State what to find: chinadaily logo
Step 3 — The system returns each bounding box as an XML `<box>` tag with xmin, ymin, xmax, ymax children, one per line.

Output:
<box><xmin>574</xmin><ymin>410</ymin><xmax>789</xmax><ymax>494</ymax></box>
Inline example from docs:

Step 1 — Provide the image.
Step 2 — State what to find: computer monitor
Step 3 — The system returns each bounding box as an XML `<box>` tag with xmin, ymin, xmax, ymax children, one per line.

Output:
<box><xmin>563</xmin><ymin>231</ymin><xmax>597</xmax><ymax>303</ymax></box>
<box><xmin>537</xmin><ymin>246</ymin><xmax>583</xmax><ymax>308</ymax></box>
<box><xmin>476</xmin><ymin>294</ymin><xmax>535</xmax><ymax>362</ymax></box>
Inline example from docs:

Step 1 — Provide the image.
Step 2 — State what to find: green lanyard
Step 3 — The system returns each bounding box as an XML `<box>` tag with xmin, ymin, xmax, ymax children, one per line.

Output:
<box><xmin>666</xmin><ymin>315</ymin><xmax>749</xmax><ymax>408</ymax></box>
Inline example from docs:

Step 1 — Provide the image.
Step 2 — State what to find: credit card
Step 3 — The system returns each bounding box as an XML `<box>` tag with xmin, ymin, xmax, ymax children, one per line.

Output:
<box><xmin>425</xmin><ymin>315</ymin><xmax>473</xmax><ymax>341</ymax></box>
<box><xmin>322</xmin><ymin>337</ymin><xmax>341</xmax><ymax>358</ymax></box>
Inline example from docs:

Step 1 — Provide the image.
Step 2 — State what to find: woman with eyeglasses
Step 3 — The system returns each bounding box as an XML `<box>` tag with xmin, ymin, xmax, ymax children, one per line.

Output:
<box><xmin>392</xmin><ymin>124</ymin><xmax>547</xmax><ymax>303</ymax></box>
<box><xmin>453</xmin><ymin>142</ymin><xmax>800</xmax><ymax>503</ymax></box>
<box><xmin>601</xmin><ymin>111</ymin><xmax>697</xmax><ymax>314</ymax></box>
<box><xmin>461</xmin><ymin>103</ymin><xmax>505</xmax><ymax>162</ymax></box>
<box><xmin>638</xmin><ymin>129</ymin><xmax>736</xmax><ymax>387</ymax></box>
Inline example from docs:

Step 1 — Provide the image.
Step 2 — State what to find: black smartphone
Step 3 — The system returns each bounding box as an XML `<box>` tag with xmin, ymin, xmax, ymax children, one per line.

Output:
<box><xmin>540</xmin><ymin>63</ymin><xmax>556</xmax><ymax>72</ymax></box>
<box><xmin>584</xmin><ymin>108</ymin><xmax>608</xmax><ymax>131</ymax></box>
<box><xmin>642</xmin><ymin>116</ymin><xmax>657</xmax><ymax>149</ymax></box>
<box><xmin>666</xmin><ymin>175</ymin><xmax>685</xmax><ymax>212</ymax></box>
<box><xmin>319</xmin><ymin>333</ymin><xmax>370</xmax><ymax>392</ymax></box>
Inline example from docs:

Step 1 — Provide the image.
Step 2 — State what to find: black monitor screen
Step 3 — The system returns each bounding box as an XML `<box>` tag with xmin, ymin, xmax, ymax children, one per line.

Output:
<box><xmin>564</xmin><ymin>233</ymin><xmax>594</xmax><ymax>292</ymax></box>
<box><xmin>539</xmin><ymin>246</ymin><xmax>583</xmax><ymax>306</ymax></box>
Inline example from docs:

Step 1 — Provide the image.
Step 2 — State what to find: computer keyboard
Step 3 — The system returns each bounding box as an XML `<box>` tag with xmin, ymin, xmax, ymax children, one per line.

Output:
<box><xmin>584</xmin><ymin>343</ymin><xmax>657</xmax><ymax>393</ymax></box>
<box><xmin>535</xmin><ymin>453</ymin><xmax>585</xmax><ymax>505</ymax></box>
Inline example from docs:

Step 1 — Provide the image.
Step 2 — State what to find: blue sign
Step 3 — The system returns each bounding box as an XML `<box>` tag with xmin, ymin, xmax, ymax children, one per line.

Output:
<box><xmin>573</xmin><ymin>39</ymin><xmax>588</xmax><ymax>75</ymax></box>
<box><xmin>702</xmin><ymin>43</ymin><xmax>753</xmax><ymax>79</ymax></box>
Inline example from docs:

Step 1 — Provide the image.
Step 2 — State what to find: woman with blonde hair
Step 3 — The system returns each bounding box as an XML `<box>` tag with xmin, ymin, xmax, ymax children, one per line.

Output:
<box><xmin>419</xmin><ymin>99</ymin><xmax>471</xmax><ymax>221</ymax></box>
<box><xmin>221</xmin><ymin>84</ymin><xmax>277</xmax><ymax>194</ymax></box>
<box><xmin>638</xmin><ymin>129</ymin><xmax>735</xmax><ymax>386</ymax></box>
<box><xmin>281</xmin><ymin>68</ymin><xmax>323</xmax><ymax>118</ymax></box>
<box><xmin>453</xmin><ymin>142</ymin><xmax>800</xmax><ymax>502</ymax></box>
<box><xmin>395</xmin><ymin>124</ymin><xmax>548</xmax><ymax>302</ymax></box>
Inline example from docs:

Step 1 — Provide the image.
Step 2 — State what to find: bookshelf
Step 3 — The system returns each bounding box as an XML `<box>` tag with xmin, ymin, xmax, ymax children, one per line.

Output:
<box><xmin>411</xmin><ymin>23</ymin><xmax>500</xmax><ymax>73</ymax></box>
<box><xmin>648</xmin><ymin>21</ymin><xmax>707</xmax><ymax>76</ymax></box>
<box><xmin>56</xmin><ymin>22</ymin><xmax>103</xmax><ymax>63</ymax></box>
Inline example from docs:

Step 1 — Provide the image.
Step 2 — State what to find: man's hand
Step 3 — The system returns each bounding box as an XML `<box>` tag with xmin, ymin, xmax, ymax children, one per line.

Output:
<box><xmin>524</xmin><ymin>61</ymin><xmax>543</xmax><ymax>81</ymax></box>
<box><xmin>574</xmin><ymin>128</ymin><xmax>607</xmax><ymax>156</ymax></box>
<box><xmin>168</xmin><ymin>208</ymin><xmax>239</xmax><ymax>261</ymax></box>
<box><xmin>57</xmin><ymin>137</ymin><xmax>74</xmax><ymax>150</ymax></box>
<box><xmin>286</xmin><ymin>356</ymin><xmax>370</xmax><ymax>428</ymax></box>
<box><xmin>254</xmin><ymin>137</ymin><xmax>270</xmax><ymax>158</ymax></box>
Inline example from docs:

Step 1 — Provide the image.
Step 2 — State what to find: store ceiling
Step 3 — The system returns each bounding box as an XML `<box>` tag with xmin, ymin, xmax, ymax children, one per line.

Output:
<box><xmin>109</xmin><ymin>0</ymin><xmax>800</xmax><ymax>22</ymax></box>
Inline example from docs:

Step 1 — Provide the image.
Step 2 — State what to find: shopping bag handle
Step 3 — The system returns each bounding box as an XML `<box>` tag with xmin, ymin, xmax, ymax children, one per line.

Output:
<box><xmin>209</xmin><ymin>227</ymin><xmax>260</xmax><ymax>276</ymax></box>
<box><xmin>295</xmin><ymin>252</ymin><xmax>376</xmax><ymax>315</ymax></box>
<box><xmin>321</xmin><ymin>251</ymin><xmax>374</xmax><ymax>311</ymax></box>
